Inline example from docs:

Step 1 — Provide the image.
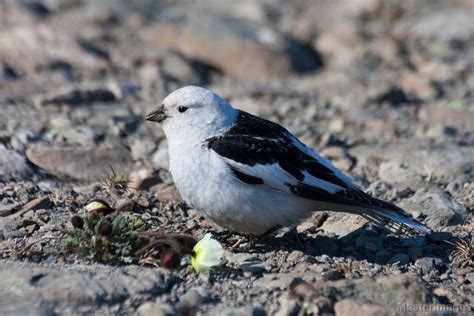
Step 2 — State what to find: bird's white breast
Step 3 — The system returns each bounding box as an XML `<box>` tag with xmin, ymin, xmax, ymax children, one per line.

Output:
<box><xmin>167</xmin><ymin>141</ymin><xmax>315</xmax><ymax>235</ymax></box>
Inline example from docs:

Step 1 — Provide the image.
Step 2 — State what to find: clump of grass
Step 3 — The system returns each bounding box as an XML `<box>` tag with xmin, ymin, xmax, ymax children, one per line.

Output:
<box><xmin>63</xmin><ymin>199</ymin><xmax>199</xmax><ymax>268</ymax></box>
<box><xmin>101</xmin><ymin>166</ymin><xmax>131</xmax><ymax>195</ymax></box>
<box><xmin>64</xmin><ymin>211</ymin><xmax>148</xmax><ymax>262</ymax></box>
<box><xmin>447</xmin><ymin>238</ymin><xmax>473</xmax><ymax>267</ymax></box>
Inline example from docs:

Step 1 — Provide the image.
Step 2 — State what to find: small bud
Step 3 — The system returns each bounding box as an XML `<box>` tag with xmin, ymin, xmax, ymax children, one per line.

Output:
<box><xmin>71</xmin><ymin>215</ymin><xmax>84</xmax><ymax>229</ymax></box>
<box><xmin>85</xmin><ymin>199</ymin><xmax>113</xmax><ymax>215</ymax></box>
<box><xmin>161</xmin><ymin>249</ymin><xmax>181</xmax><ymax>269</ymax></box>
<box><xmin>98</xmin><ymin>221</ymin><xmax>113</xmax><ymax>236</ymax></box>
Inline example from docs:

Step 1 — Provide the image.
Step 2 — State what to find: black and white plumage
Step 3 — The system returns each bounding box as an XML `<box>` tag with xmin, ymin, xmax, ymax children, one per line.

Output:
<box><xmin>146</xmin><ymin>86</ymin><xmax>430</xmax><ymax>236</ymax></box>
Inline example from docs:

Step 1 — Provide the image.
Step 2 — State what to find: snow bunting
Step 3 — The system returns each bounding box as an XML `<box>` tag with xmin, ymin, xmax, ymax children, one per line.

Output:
<box><xmin>146</xmin><ymin>86</ymin><xmax>430</xmax><ymax>236</ymax></box>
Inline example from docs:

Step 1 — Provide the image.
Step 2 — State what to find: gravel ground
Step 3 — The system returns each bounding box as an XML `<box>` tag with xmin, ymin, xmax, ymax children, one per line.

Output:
<box><xmin>0</xmin><ymin>0</ymin><xmax>473</xmax><ymax>315</ymax></box>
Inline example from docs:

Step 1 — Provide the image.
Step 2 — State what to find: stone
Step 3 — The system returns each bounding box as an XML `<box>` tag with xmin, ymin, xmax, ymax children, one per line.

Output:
<box><xmin>11</xmin><ymin>196</ymin><xmax>53</xmax><ymax>219</ymax></box>
<box><xmin>39</xmin><ymin>86</ymin><xmax>118</xmax><ymax>106</ymax></box>
<box><xmin>175</xmin><ymin>289</ymin><xmax>203</xmax><ymax>315</ymax></box>
<box><xmin>240</xmin><ymin>259</ymin><xmax>270</xmax><ymax>275</ymax></box>
<box><xmin>151</xmin><ymin>146</ymin><xmax>170</xmax><ymax>171</ymax></box>
<box><xmin>401</xmin><ymin>191</ymin><xmax>466</xmax><ymax>230</ymax></box>
<box><xmin>209</xmin><ymin>305</ymin><xmax>266</xmax><ymax>316</ymax></box>
<box><xmin>142</xmin><ymin>13</ymin><xmax>322</xmax><ymax>81</ymax></box>
<box><xmin>320</xmin><ymin>213</ymin><xmax>367</xmax><ymax>237</ymax></box>
<box><xmin>0</xmin><ymin>24</ymin><xmax>107</xmax><ymax>78</ymax></box>
<box><xmin>0</xmin><ymin>261</ymin><xmax>171</xmax><ymax>308</ymax></box>
<box><xmin>152</xmin><ymin>184</ymin><xmax>182</xmax><ymax>203</ymax></box>
<box><xmin>26</xmin><ymin>144</ymin><xmax>132</xmax><ymax>181</ymax></box>
<box><xmin>446</xmin><ymin>181</ymin><xmax>462</xmax><ymax>195</ymax></box>
<box><xmin>309</xmin><ymin>274</ymin><xmax>434</xmax><ymax>305</ymax></box>
<box><xmin>415</xmin><ymin>257</ymin><xmax>444</xmax><ymax>274</ymax></box>
<box><xmin>130</xmin><ymin>138</ymin><xmax>156</xmax><ymax>161</ymax></box>
<box><xmin>0</xmin><ymin>202</ymin><xmax>20</xmax><ymax>216</ymax></box>
<box><xmin>129</xmin><ymin>168</ymin><xmax>161</xmax><ymax>190</ymax></box>
<box><xmin>0</xmin><ymin>217</ymin><xmax>17</xmax><ymax>240</ymax></box>
<box><xmin>352</xmin><ymin>143</ymin><xmax>474</xmax><ymax>183</ymax></box>
<box><xmin>397</xmin><ymin>9</ymin><xmax>474</xmax><ymax>45</ymax></box>
<box><xmin>418</xmin><ymin>105</ymin><xmax>473</xmax><ymax>132</ymax></box>
<box><xmin>319</xmin><ymin>146</ymin><xmax>354</xmax><ymax>171</ymax></box>
<box><xmin>334</xmin><ymin>299</ymin><xmax>387</xmax><ymax>316</ymax></box>
<box><xmin>378</xmin><ymin>161</ymin><xmax>424</xmax><ymax>190</ymax></box>
<box><xmin>0</xmin><ymin>292</ymin><xmax>49</xmax><ymax>315</ymax></box>
<box><xmin>399</xmin><ymin>72</ymin><xmax>436</xmax><ymax>101</ymax></box>
<box><xmin>137</xmin><ymin>302</ymin><xmax>174</xmax><ymax>316</ymax></box>
<box><xmin>0</xmin><ymin>144</ymin><xmax>33</xmax><ymax>180</ymax></box>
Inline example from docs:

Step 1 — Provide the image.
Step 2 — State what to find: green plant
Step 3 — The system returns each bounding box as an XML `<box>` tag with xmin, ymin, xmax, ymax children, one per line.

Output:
<box><xmin>65</xmin><ymin>212</ymin><xmax>148</xmax><ymax>262</ymax></box>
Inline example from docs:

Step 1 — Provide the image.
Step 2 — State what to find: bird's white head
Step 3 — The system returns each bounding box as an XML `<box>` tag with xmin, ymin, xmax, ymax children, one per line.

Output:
<box><xmin>146</xmin><ymin>86</ymin><xmax>237</xmax><ymax>144</ymax></box>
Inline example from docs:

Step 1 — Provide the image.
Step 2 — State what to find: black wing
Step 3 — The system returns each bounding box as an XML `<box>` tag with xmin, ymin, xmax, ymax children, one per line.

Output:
<box><xmin>206</xmin><ymin>110</ymin><xmax>405</xmax><ymax>213</ymax></box>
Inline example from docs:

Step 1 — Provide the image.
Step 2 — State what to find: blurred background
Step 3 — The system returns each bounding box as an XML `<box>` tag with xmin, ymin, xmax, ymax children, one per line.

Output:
<box><xmin>0</xmin><ymin>0</ymin><xmax>473</xmax><ymax>195</ymax></box>
<box><xmin>0</xmin><ymin>2</ymin><xmax>473</xmax><ymax>313</ymax></box>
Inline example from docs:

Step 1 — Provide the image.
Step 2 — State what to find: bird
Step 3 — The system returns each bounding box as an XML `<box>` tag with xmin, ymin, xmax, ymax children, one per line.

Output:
<box><xmin>146</xmin><ymin>86</ymin><xmax>431</xmax><ymax>237</ymax></box>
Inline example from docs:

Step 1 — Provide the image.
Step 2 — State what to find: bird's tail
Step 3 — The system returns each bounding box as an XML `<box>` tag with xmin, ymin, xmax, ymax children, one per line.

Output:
<box><xmin>355</xmin><ymin>208</ymin><xmax>431</xmax><ymax>236</ymax></box>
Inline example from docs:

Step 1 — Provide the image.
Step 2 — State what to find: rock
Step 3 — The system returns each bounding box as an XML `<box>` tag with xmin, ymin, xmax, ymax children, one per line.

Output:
<box><xmin>319</xmin><ymin>146</ymin><xmax>355</xmax><ymax>171</ymax></box>
<box><xmin>378</xmin><ymin>161</ymin><xmax>425</xmax><ymax>190</ymax></box>
<box><xmin>151</xmin><ymin>146</ymin><xmax>170</xmax><ymax>171</ymax></box>
<box><xmin>296</xmin><ymin>221</ymin><xmax>317</xmax><ymax>234</ymax></box>
<box><xmin>239</xmin><ymin>259</ymin><xmax>270</xmax><ymax>275</ymax></box>
<box><xmin>352</xmin><ymin>143</ymin><xmax>474</xmax><ymax>183</ymax></box>
<box><xmin>418</xmin><ymin>105</ymin><xmax>473</xmax><ymax>131</ymax></box>
<box><xmin>309</xmin><ymin>274</ymin><xmax>435</xmax><ymax>305</ymax></box>
<box><xmin>334</xmin><ymin>299</ymin><xmax>386</xmax><ymax>316</ymax></box>
<box><xmin>401</xmin><ymin>191</ymin><xmax>465</xmax><ymax>230</ymax></box>
<box><xmin>0</xmin><ymin>292</ymin><xmax>50</xmax><ymax>315</ymax></box>
<box><xmin>142</xmin><ymin>13</ymin><xmax>322</xmax><ymax>81</ymax></box>
<box><xmin>316</xmin><ymin>25</ymin><xmax>363</xmax><ymax>69</ymax></box>
<box><xmin>320</xmin><ymin>213</ymin><xmax>367</xmax><ymax>237</ymax></box>
<box><xmin>209</xmin><ymin>305</ymin><xmax>266</xmax><ymax>316</ymax></box>
<box><xmin>0</xmin><ymin>217</ymin><xmax>17</xmax><ymax>240</ymax></box>
<box><xmin>11</xmin><ymin>196</ymin><xmax>53</xmax><ymax>219</ymax></box>
<box><xmin>387</xmin><ymin>253</ymin><xmax>410</xmax><ymax>266</ymax></box>
<box><xmin>137</xmin><ymin>302</ymin><xmax>174</xmax><ymax>316</ymax></box>
<box><xmin>399</xmin><ymin>72</ymin><xmax>436</xmax><ymax>101</ymax></box>
<box><xmin>114</xmin><ymin>198</ymin><xmax>135</xmax><ymax>213</ymax></box>
<box><xmin>175</xmin><ymin>289</ymin><xmax>203</xmax><ymax>315</ymax></box>
<box><xmin>415</xmin><ymin>257</ymin><xmax>444</xmax><ymax>274</ymax></box>
<box><xmin>49</xmin><ymin>125</ymin><xmax>99</xmax><ymax>147</ymax></box>
<box><xmin>152</xmin><ymin>184</ymin><xmax>182</xmax><ymax>203</ymax></box>
<box><xmin>130</xmin><ymin>138</ymin><xmax>156</xmax><ymax>161</ymax></box>
<box><xmin>26</xmin><ymin>144</ymin><xmax>132</xmax><ymax>181</ymax></box>
<box><xmin>0</xmin><ymin>202</ymin><xmax>20</xmax><ymax>216</ymax></box>
<box><xmin>39</xmin><ymin>86</ymin><xmax>118</xmax><ymax>106</ymax></box>
<box><xmin>446</xmin><ymin>181</ymin><xmax>462</xmax><ymax>195</ymax></box>
<box><xmin>0</xmin><ymin>24</ymin><xmax>107</xmax><ymax>77</ymax></box>
<box><xmin>396</xmin><ymin>9</ymin><xmax>474</xmax><ymax>46</ymax></box>
<box><xmin>0</xmin><ymin>145</ymin><xmax>33</xmax><ymax>180</ymax></box>
<box><xmin>278</xmin><ymin>278</ymin><xmax>335</xmax><ymax>316</ymax></box>
<box><xmin>0</xmin><ymin>261</ymin><xmax>171</xmax><ymax>308</ymax></box>
<box><xmin>129</xmin><ymin>168</ymin><xmax>161</xmax><ymax>190</ymax></box>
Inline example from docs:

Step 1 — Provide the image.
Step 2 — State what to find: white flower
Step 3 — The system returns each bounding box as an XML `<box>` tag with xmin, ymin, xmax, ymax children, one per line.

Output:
<box><xmin>191</xmin><ymin>233</ymin><xmax>224</xmax><ymax>272</ymax></box>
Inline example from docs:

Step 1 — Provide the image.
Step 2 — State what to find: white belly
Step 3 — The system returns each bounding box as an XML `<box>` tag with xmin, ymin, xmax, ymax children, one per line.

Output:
<box><xmin>168</xmin><ymin>142</ymin><xmax>314</xmax><ymax>235</ymax></box>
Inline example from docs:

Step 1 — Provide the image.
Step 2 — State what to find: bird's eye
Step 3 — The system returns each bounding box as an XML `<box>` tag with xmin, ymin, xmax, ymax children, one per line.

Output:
<box><xmin>178</xmin><ymin>106</ymin><xmax>188</xmax><ymax>113</ymax></box>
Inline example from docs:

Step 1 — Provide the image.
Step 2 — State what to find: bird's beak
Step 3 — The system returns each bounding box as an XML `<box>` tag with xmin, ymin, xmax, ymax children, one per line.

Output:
<box><xmin>145</xmin><ymin>104</ymin><xmax>168</xmax><ymax>123</ymax></box>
